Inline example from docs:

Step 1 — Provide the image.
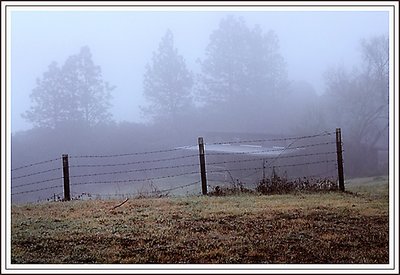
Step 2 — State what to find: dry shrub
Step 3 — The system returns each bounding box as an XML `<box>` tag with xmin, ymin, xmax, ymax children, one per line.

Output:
<box><xmin>208</xmin><ymin>185</ymin><xmax>254</xmax><ymax>196</ymax></box>
<box><xmin>256</xmin><ymin>175</ymin><xmax>338</xmax><ymax>195</ymax></box>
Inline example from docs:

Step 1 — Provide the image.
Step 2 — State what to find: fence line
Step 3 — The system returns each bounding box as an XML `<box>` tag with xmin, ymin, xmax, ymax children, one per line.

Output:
<box><xmin>205</xmin><ymin>142</ymin><xmax>337</xmax><ymax>156</ymax></box>
<box><xmin>207</xmin><ymin>163</ymin><xmax>338</xmax><ymax>185</ymax></box>
<box><xmin>69</xmin><ymin>163</ymin><xmax>200</xmax><ymax>179</ymax></box>
<box><xmin>260</xmin><ymin>132</ymin><xmax>311</xmax><ymax>170</ymax></box>
<box><xmin>286</xmin><ymin>167</ymin><xmax>338</xmax><ymax>181</ymax></box>
<box><xmin>158</xmin><ymin>181</ymin><xmax>200</xmax><ymax>193</ymax></box>
<box><xmin>11</xmin><ymin>167</ymin><xmax>62</xmax><ymax>180</ymax></box>
<box><xmin>11</xmin><ymin>157</ymin><xmax>61</xmax><ymax>172</ymax></box>
<box><xmin>207</xmin><ymin>131</ymin><xmax>335</xmax><ymax>145</ymax></box>
<box><xmin>11</xmin><ymin>151</ymin><xmax>336</xmax><ymax>182</ymax></box>
<box><xmin>208</xmin><ymin>159</ymin><xmax>337</xmax><ymax>174</ymax></box>
<box><xmin>69</xmin><ymin>145</ymin><xmax>196</xmax><ymax>159</ymax></box>
<box><xmin>69</xmin><ymin>154</ymin><xmax>198</xmax><ymax>168</ymax></box>
<box><xmin>267</xmin><ymin>159</ymin><xmax>337</xmax><ymax>169</ymax></box>
<box><xmin>207</xmin><ymin>151</ymin><xmax>336</xmax><ymax>166</ymax></box>
<box><xmin>70</xmin><ymin>171</ymin><xmax>200</xmax><ymax>187</ymax></box>
<box><xmin>11</xmin><ymin>185</ymin><xmax>63</xmax><ymax>195</ymax></box>
<box><xmin>12</xmin><ymin>176</ymin><xmax>64</xmax><ymax>190</ymax></box>
<box><xmin>11</xmin><ymin>130</ymin><xmax>343</xmax><ymax>200</ymax></box>
<box><xmin>86</xmin><ymin>181</ymin><xmax>200</xmax><ymax>198</ymax></box>
<box><xmin>41</xmin><ymin>181</ymin><xmax>201</xmax><ymax>201</ymax></box>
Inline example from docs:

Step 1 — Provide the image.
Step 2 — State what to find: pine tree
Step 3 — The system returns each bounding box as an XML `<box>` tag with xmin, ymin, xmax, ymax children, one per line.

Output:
<box><xmin>198</xmin><ymin>15</ymin><xmax>287</xmax><ymax>106</ymax></box>
<box><xmin>141</xmin><ymin>30</ymin><xmax>193</xmax><ymax>123</ymax></box>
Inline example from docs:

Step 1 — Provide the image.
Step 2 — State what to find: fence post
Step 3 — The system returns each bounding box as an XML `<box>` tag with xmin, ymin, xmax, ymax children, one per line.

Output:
<box><xmin>262</xmin><ymin>158</ymin><xmax>266</xmax><ymax>180</ymax></box>
<box><xmin>198</xmin><ymin>137</ymin><xmax>208</xmax><ymax>195</ymax></box>
<box><xmin>62</xmin><ymin>154</ymin><xmax>71</xmax><ymax>201</ymax></box>
<box><xmin>335</xmin><ymin>128</ymin><xmax>345</xmax><ymax>191</ymax></box>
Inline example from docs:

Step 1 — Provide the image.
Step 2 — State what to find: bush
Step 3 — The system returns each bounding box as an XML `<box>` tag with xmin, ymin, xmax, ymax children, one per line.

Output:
<box><xmin>256</xmin><ymin>175</ymin><xmax>338</xmax><ymax>195</ymax></box>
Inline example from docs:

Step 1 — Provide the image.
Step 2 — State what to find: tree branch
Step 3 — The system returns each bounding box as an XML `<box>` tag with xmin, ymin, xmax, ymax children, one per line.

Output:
<box><xmin>110</xmin><ymin>198</ymin><xmax>129</xmax><ymax>211</ymax></box>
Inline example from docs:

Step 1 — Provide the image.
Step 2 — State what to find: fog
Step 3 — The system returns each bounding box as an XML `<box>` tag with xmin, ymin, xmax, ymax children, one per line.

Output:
<box><xmin>11</xmin><ymin>10</ymin><xmax>388</xmax><ymax>132</ymax></box>
<box><xmin>9</xmin><ymin>7</ymin><xmax>391</xmax><ymax>203</ymax></box>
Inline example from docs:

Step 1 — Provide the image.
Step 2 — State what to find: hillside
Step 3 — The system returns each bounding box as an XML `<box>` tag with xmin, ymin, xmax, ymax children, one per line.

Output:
<box><xmin>11</xmin><ymin>176</ymin><xmax>389</xmax><ymax>264</ymax></box>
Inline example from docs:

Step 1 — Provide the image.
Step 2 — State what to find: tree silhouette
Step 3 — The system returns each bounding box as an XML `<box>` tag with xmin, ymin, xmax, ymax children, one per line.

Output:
<box><xmin>195</xmin><ymin>15</ymin><xmax>288</xmax><ymax>133</ymax></box>
<box><xmin>141</xmin><ymin>29</ymin><xmax>193</xmax><ymax>124</ymax></box>
<box><xmin>323</xmin><ymin>35</ymin><xmax>389</xmax><ymax>176</ymax></box>
<box><xmin>23</xmin><ymin>46</ymin><xmax>114</xmax><ymax>128</ymax></box>
<box><xmin>198</xmin><ymin>15</ymin><xmax>287</xmax><ymax>106</ymax></box>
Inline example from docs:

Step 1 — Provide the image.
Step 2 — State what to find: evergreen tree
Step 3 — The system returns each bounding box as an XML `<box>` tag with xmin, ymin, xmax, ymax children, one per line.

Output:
<box><xmin>198</xmin><ymin>15</ymin><xmax>287</xmax><ymax>106</ymax></box>
<box><xmin>196</xmin><ymin>15</ymin><xmax>288</xmax><ymax>133</ymax></box>
<box><xmin>141</xmin><ymin>30</ymin><xmax>193</xmax><ymax>123</ymax></box>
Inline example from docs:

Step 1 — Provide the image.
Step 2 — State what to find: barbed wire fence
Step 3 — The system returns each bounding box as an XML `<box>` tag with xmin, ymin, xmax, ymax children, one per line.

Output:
<box><xmin>204</xmin><ymin>129</ymin><xmax>343</xmax><ymax>194</ymax></box>
<box><xmin>11</xmin><ymin>129</ymin><xmax>344</xmax><ymax>203</ymax></box>
<box><xmin>11</xmin><ymin>147</ymin><xmax>201</xmax><ymax>203</ymax></box>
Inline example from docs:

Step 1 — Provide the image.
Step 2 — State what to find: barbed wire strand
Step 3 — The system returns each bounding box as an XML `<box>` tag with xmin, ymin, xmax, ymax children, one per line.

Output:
<box><xmin>257</xmin><ymin>159</ymin><xmax>338</xmax><ymax>169</ymax></box>
<box><xmin>70</xmin><ymin>171</ymin><xmax>200</xmax><ymax>187</ymax></box>
<box><xmin>206</xmin><ymin>142</ymin><xmax>337</xmax><ymax>156</ymax></box>
<box><xmin>207</xmin><ymin>131</ymin><xmax>335</xmax><ymax>145</ymax></box>
<box><xmin>286</xmin><ymin>167</ymin><xmax>339</xmax><ymax>181</ymax></box>
<box><xmin>11</xmin><ymin>177</ymin><xmax>64</xmax><ymax>189</ymax></box>
<box><xmin>11</xmin><ymin>167</ymin><xmax>62</xmax><ymax>180</ymax></box>
<box><xmin>158</xmin><ymin>181</ymin><xmax>200</xmax><ymax>193</ymax></box>
<box><xmin>86</xmin><ymin>181</ymin><xmax>200</xmax><ymax>199</ymax></box>
<box><xmin>208</xmin><ymin>159</ymin><xmax>337</xmax><ymax>174</ymax></box>
<box><xmin>208</xmin><ymin>165</ymin><xmax>338</xmax><ymax>185</ymax></box>
<box><xmin>206</xmin><ymin>151</ymin><xmax>337</xmax><ymax>166</ymax></box>
<box><xmin>69</xmin><ymin>163</ymin><xmax>200</xmax><ymax>179</ymax></box>
<box><xmin>262</xmin><ymin>131</ymin><xmax>315</xmax><ymax>169</ymax></box>
<box><xmin>11</xmin><ymin>185</ymin><xmax>63</xmax><ymax>196</ymax></box>
<box><xmin>11</xmin><ymin>157</ymin><xmax>61</xmax><ymax>172</ymax></box>
<box><xmin>69</xmin><ymin>154</ymin><xmax>198</xmax><ymax>168</ymax></box>
<box><xmin>70</xmin><ymin>145</ymin><xmax>196</xmax><ymax>159</ymax></box>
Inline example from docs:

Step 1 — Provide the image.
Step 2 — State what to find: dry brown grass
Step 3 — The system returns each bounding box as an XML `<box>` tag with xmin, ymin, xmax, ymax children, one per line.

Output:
<box><xmin>11</xmin><ymin>177</ymin><xmax>389</xmax><ymax>264</ymax></box>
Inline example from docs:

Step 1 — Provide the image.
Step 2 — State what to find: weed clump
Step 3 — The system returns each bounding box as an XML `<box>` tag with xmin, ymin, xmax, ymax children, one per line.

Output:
<box><xmin>208</xmin><ymin>183</ymin><xmax>254</xmax><ymax>196</ymax></box>
<box><xmin>256</xmin><ymin>175</ymin><xmax>338</xmax><ymax>195</ymax></box>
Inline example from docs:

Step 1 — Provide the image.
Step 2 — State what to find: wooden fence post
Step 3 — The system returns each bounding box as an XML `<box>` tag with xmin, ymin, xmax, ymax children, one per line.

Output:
<box><xmin>62</xmin><ymin>154</ymin><xmax>71</xmax><ymax>201</ymax></box>
<box><xmin>198</xmin><ymin>137</ymin><xmax>208</xmax><ymax>195</ymax></box>
<box><xmin>262</xmin><ymin>158</ymin><xmax>266</xmax><ymax>180</ymax></box>
<box><xmin>336</xmin><ymin>128</ymin><xmax>345</xmax><ymax>191</ymax></box>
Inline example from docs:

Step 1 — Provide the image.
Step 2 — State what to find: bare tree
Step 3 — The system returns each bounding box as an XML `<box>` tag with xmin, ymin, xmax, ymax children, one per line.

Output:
<box><xmin>323</xmin><ymin>35</ymin><xmax>389</xmax><ymax>176</ymax></box>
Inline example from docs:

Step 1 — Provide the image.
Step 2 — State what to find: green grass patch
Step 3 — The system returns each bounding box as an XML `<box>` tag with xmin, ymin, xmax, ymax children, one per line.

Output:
<box><xmin>346</xmin><ymin>175</ymin><xmax>389</xmax><ymax>199</ymax></box>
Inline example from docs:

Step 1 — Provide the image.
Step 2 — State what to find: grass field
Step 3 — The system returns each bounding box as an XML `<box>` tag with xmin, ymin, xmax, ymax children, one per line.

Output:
<box><xmin>11</xmin><ymin>176</ymin><xmax>389</xmax><ymax>264</ymax></box>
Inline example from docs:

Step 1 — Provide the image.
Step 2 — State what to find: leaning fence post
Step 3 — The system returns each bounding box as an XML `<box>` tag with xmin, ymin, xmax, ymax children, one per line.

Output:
<box><xmin>335</xmin><ymin>128</ymin><xmax>345</xmax><ymax>191</ymax></box>
<box><xmin>198</xmin><ymin>137</ymin><xmax>208</xmax><ymax>195</ymax></box>
<box><xmin>62</xmin><ymin>154</ymin><xmax>71</xmax><ymax>201</ymax></box>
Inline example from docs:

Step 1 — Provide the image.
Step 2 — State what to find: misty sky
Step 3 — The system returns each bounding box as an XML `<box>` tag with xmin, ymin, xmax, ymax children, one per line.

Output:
<box><xmin>10</xmin><ymin>8</ymin><xmax>389</xmax><ymax>133</ymax></box>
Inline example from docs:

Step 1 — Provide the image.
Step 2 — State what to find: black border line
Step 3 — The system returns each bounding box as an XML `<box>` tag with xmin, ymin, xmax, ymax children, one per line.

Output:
<box><xmin>3</xmin><ymin>2</ymin><xmax>397</xmax><ymax>273</ymax></box>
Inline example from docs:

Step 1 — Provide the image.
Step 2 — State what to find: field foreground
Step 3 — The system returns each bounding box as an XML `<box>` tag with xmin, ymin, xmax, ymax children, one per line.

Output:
<box><xmin>11</xmin><ymin>177</ymin><xmax>389</xmax><ymax>264</ymax></box>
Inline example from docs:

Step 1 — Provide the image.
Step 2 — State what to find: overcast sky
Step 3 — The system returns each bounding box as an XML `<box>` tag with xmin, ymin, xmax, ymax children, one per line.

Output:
<box><xmin>10</xmin><ymin>7</ymin><xmax>389</xmax><ymax>133</ymax></box>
